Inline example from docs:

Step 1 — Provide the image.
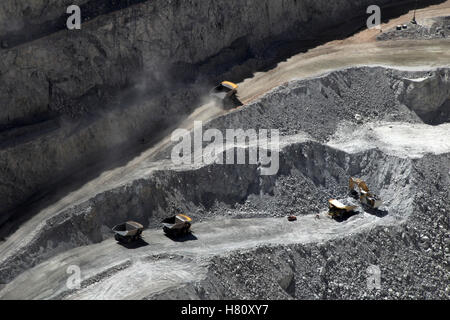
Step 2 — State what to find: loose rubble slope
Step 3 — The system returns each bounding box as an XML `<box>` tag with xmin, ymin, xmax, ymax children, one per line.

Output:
<box><xmin>0</xmin><ymin>66</ymin><xmax>448</xmax><ymax>299</ymax></box>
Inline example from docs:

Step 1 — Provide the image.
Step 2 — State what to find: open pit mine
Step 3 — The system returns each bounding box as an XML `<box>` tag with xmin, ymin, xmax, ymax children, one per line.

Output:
<box><xmin>0</xmin><ymin>0</ymin><xmax>449</xmax><ymax>300</ymax></box>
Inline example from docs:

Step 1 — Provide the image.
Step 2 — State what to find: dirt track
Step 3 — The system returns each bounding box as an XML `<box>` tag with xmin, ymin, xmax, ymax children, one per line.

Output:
<box><xmin>0</xmin><ymin>212</ymin><xmax>391</xmax><ymax>299</ymax></box>
<box><xmin>237</xmin><ymin>1</ymin><xmax>450</xmax><ymax>102</ymax></box>
<box><xmin>4</xmin><ymin>5</ymin><xmax>450</xmax><ymax>234</ymax></box>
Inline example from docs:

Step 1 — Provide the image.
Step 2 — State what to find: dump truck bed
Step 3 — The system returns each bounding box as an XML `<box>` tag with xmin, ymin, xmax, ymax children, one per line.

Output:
<box><xmin>162</xmin><ymin>214</ymin><xmax>192</xmax><ymax>230</ymax></box>
<box><xmin>112</xmin><ymin>221</ymin><xmax>144</xmax><ymax>237</ymax></box>
<box><xmin>210</xmin><ymin>81</ymin><xmax>238</xmax><ymax>100</ymax></box>
<box><xmin>328</xmin><ymin>199</ymin><xmax>357</xmax><ymax>212</ymax></box>
<box><xmin>162</xmin><ymin>214</ymin><xmax>192</xmax><ymax>237</ymax></box>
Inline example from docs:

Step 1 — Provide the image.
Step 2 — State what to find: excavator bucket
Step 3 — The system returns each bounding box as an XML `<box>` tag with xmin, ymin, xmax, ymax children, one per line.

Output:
<box><xmin>349</xmin><ymin>177</ymin><xmax>369</xmax><ymax>193</ymax></box>
<box><xmin>349</xmin><ymin>177</ymin><xmax>382</xmax><ymax>209</ymax></box>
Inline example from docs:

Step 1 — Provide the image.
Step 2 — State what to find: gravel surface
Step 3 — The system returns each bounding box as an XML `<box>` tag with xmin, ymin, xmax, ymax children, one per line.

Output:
<box><xmin>0</xmin><ymin>65</ymin><xmax>448</xmax><ymax>299</ymax></box>
<box><xmin>378</xmin><ymin>16</ymin><xmax>450</xmax><ymax>41</ymax></box>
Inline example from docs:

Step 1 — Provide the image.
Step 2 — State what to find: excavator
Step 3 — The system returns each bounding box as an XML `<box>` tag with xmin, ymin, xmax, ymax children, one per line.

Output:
<box><xmin>328</xmin><ymin>177</ymin><xmax>382</xmax><ymax>219</ymax></box>
<box><xmin>349</xmin><ymin>177</ymin><xmax>382</xmax><ymax>209</ymax></box>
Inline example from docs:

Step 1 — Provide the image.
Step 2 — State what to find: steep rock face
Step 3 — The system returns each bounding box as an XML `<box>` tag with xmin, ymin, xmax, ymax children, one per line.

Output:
<box><xmin>0</xmin><ymin>66</ymin><xmax>442</xmax><ymax>284</ymax></box>
<box><xmin>0</xmin><ymin>1</ymin><xmax>88</xmax><ymax>42</ymax></box>
<box><xmin>0</xmin><ymin>0</ymin><xmax>432</xmax><ymax>223</ymax></box>
<box><xmin>147</xmin><ymin>154</ymin><xmax>449</xmax><ymax>300</ymax></box>
<box><xmin>191</xmin><ymin>154</ymin><xmax>450</xmax><ymax>300</ymax></box>
<box><xmin>1</xmin><ymin>0</ymin><xmax>414</xmax><ymax>126</ymax></box>
<box><xmin>394</xmin><ymin>69</ymin><xmax>450</xmax><ymax>124</ymax></box>
<box><xmin>0</xmin><ymin>141</ymin><xmax>414</xmax><ymax>284</ymax></box>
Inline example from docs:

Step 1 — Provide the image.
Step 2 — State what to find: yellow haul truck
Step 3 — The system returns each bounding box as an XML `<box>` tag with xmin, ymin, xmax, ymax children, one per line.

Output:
<box><xmin>328</xmin><ymin>199</ymin><xmax>358</xmax><ymax>219</ymax></box>
<box><xmin>210</xmin><ymin>81</ymin><xmax>239</xmax><ymax>108</ymax></box>
<box><xmin>162</xmin><ymin>214</ymin><xmax>192</xmax><ymax>237</ymax></box>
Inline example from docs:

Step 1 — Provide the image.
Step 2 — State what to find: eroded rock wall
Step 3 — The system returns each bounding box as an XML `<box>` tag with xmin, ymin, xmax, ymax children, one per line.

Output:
<box><xmin>0</xmin><ymin>0</ymin><xmax>434</xmax><ymax>223</ymax></box>
<box><xmin>394</xmin><ymin>69</ymin><xmax>450</xmax><ymax>124</ymax></box>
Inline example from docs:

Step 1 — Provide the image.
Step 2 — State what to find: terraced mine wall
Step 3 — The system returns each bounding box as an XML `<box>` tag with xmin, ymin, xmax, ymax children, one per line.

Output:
<box><xmin>0</xmin><ymin>141</ymin><xmax>415</xmax><ymax>284</ymax></box>
<box><xmin>0</xmin><ymin>0</ymin><xmax>445</xmax><ymax>226</ymax></box>
<box><xmin>150</xmin><ymin>152</ymin><xmax>450</xmax><ymax>300</ymax></box>
<box><xmin>0</xmin><ymin>66</ymin><xmax>448</xmax><ymax>285</ymax></box>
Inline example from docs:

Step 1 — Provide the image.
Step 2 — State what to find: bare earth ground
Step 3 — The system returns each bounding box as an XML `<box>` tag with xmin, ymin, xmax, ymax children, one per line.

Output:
<box><xmin>238</xmin><ymin>2</ymin><xmax>450</xmax><ymax>103</ymax></box>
